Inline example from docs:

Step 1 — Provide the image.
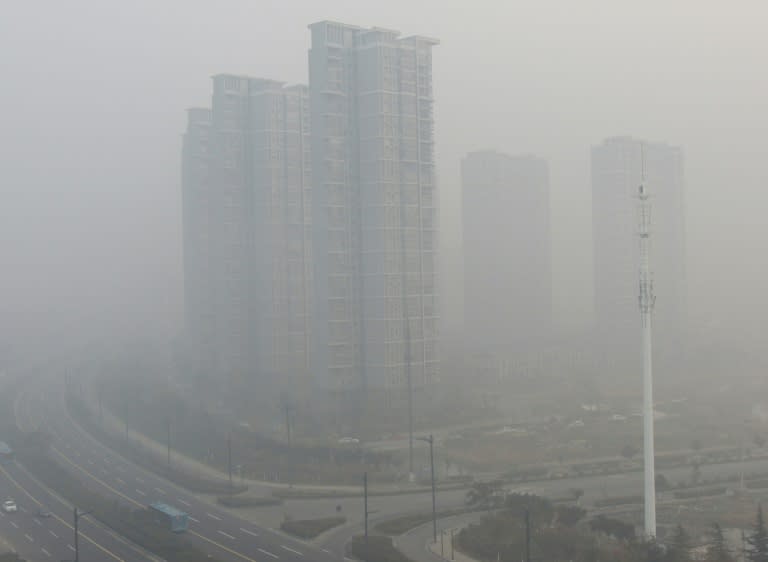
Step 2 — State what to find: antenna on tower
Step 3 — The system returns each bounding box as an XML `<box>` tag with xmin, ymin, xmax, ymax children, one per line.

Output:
<box><xmin>638</xmin><ymin>142</ymin><xmax>656</xmax><ymax>537</ymax></box>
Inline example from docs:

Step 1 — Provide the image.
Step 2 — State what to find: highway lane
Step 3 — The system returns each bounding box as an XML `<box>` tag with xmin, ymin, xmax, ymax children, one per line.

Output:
<box><xmin>16</xmin><ymin>377</ymin><xmax>341</xmax><ymax>562</ymax></box>
<box><xmin>0</xmin><ymin>460</ymin><xmax>158</xmax><ymax>562</ymax></box>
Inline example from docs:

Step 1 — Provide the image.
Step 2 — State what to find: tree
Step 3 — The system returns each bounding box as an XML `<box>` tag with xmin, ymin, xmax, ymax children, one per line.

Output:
<box><xmin>705</xmin><ymin>522</ymin><xmax>734</xmax><ymax>562</ymax></box>
<box><xmin>556</xmin><ymin>505</ymin><xmax>586</xmax><ymax>527</ymax></box>
<box><xmin>590</xmin><ymin>515</ymin><xmax>635</xmax><ymax>541</ymax></box>
<box><xmin>465</xmin><ymin>480</ymin><xmax>503</xmax><ymax>509</ymax></box>
<box><xmin>655</xmin><ymin>473</ymin><xmax>671</xmax><ymax>491</ymax></box>
<box><xmin>691</xmin><ymin>463</ymin><xmax>702</xmax><ymax>486</ymax></box>
<box><xmin>745</xmin><ymin>505</ymin><xmax>768</xmax><ymax>562</ymax></box>
<box><xmin>665</xmin><ymin>524</ymin><xmax>691</xmax><ymax>562</ymax></box>
<box><xmin>622</xmin><ymin>444</ymin><xmax>639</xmax><ymax>460</ymax></box>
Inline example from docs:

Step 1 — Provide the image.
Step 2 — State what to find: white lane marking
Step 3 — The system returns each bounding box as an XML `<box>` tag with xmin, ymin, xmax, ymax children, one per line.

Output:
<box><xmin>49</xmin><ymin>530</ymin><xmax>58</xmax><ymax>538</ymax></box>
<box><xmin>41</xmin><ymin>547</ymin><xmax>51</xmax><ymax>557</ymax></box>
<box><xmin>18</xmin><ymin>507</ymin><xmax>26</xmax><ymax>513</ymax></box>
<box><xmin>135</xmin><ymin>489</ymin><xmax>146</xmax><ymax>497</ymax></box>
<box><xmin>258</xmin><ymin>548</ymin><xmax>279</xmax><ymax>559</ymax></box>
<box><xmin>281</xmin><ymin>545</ymin><xmax>303</xmax><ymax>556</ymax></box>
<box><xmin>24</xmin><ymin>534</ymin><xmax>33</xmax><ymax>542</ymax></box>
<box><xmin>217</xmin><ymin>530</ymin><xmax>236</xmax><ymax>540</ymax></box>
<box><xmin>206</xmin><ymin>512</ymin><xmax>222</xmax><ymax>521</ymax></box>
<box><xmin>153</xmin><ymin>487</ymin><xmax>166</xmax><ymax>495</ymax></box>
<box><xmin>34</xmin><ymin>518</ymin><xmax>42</xmax><ymax>526</ymax></box>
<box><xmin>240</xmin><ymin>528</ymin><xmax>259</xmax><ymax>537</ymax></box>
<box><xmin>189</xmin><ymin>516</ymin><xmax>200</xmax><ymax>523</ymax></box>
<box><xmin>177</xmin><ymin>499</ymin><xmax>191</xmax><ymax>507</ymax></box>
<box><xmin>10</xmin><ymin>521</ymin><xmax>18</xmax><ymax>529</ymax></box>
<box><xmin>87</xmin><ymin>459</ymin><xmax>94</xmax><ymax>465</ymax></box>
<box><xmin>135</xmin><ymin>477</ymin><xmax>144</xmax><ymax>484</ymax></box>
<box><xmin>68</xmin><ymin>544</ymin><xmax>75</xmax><ymax>551</ymax></box>
<box><xmin>322</xmin><ymin>549</ymin><xmax>331</xmax><ymax>553</ymax></box>
<box><xmin>116</xmin><ymin>478</ymin><xmax>126</xmax><ymax>485</ymax></box>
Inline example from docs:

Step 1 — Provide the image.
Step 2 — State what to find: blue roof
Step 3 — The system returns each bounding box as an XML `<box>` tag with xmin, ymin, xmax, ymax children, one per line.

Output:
<box><xmin>0</xmin><ymin>442</ymin><xmax>12</xmax><ymax>454</ymax></box>
<box><xmin>149</xmin><ymin>502</ymin><xmax>187</xmax><ymax>518</ymax></box>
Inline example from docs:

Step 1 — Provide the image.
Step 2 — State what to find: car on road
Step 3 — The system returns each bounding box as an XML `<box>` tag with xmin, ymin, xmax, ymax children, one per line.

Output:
<box><xmin>337</xmin><ymin>437</ymin><xmax>360</xmax><ymax>444</ymax></box>
<box><xmin>37</xmin><ymin>507</ymin><xmax>52</xmax><ymax>518</ymax></box>
<box><xmin>2</xmin><ymin>500</ymin><xmax>17</xmax><ymax>513</ymax></box>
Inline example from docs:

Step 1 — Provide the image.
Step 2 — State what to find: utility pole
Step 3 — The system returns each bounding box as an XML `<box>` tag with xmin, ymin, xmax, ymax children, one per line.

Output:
<box><xmin>450</xmin><ymin>528</ymin><xmax>455</xmax><ymax>561</ymax></box>
<box><xmin>285</xmin><ymin>403</ymin><xmax>292</xmax><ymax>445</ymax></box>
<box><xmin>97</xmin><ymin>383</ymin><xmax>103</xmax><ymax>424</ymax></box>
<box><xmin>524</xmin><ymin>507</ymin><xmax>531</xmax><ymax>562</ymax></box>
<box><xmin>364</xmin><ymin>471</ymin><xmax>369</xmax><ymax>562</ymax></box>
<box><xmin>227</xmin><ymin>433</ymin><xmax>233</xmax><ymax>493</ymax></box>
<box><xmin>73</xmin><ymin>507</ymin><xmax>92</xmax><ymax>562</ymax></box>
<box><xmin>417</xmin><ymin>434</ymin><xmax>437</xmax><ymax>543</ymax></box>
<box><xmin>166</xmin><ymin>417</ymin><xmax>171</xmax><ymax>471</ymax></box>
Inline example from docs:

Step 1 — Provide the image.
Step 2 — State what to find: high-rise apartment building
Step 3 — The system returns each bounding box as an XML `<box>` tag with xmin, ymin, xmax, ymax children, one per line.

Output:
<box><xmin>182</xmin><ymin>75</ymin><xmax>312</xmax><ymax>395</ymax></box>
<box><xmin>181</xmin><ymin>107</ymin><xmax>214</xmax><ymax>371</ymax></box>
<box><xmin>591</xmin><ymin>136</ymin><xmax>686</xmax><ymax>368</ymax></box>
<box><xmin>461</xmin><ymin>151</ymin><xmax>551</xmax><ymax>354</ymax></box>
<box><xmin>308</xmin><ymin>21</ymin><xmax>439</xmax><ymax>401</ymax></box>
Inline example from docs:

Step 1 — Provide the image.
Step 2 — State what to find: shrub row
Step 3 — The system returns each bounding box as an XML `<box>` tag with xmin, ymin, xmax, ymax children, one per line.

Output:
<box><xmin>280</xmin><ymin>516</ymin><xmax>346</xmax><ymax>539</ymax></box>
<box><xmin>673</xmin><ymin>487</ymin><xmax>726</xmax><ymax>499</ymax></box>
<box><xmin>216</xmin><ymin>495</ymin><xmax>283</xmax><ymax>507</ymax></box>
<box><xmin>347</xmin><ymin>535</ymin><xmax>413</xmax><ymax>562</ymax></box>
<box><xmin>593</xmin><ymin>495</ymin><xmax>642</xmax><ymax>507</ymax></box>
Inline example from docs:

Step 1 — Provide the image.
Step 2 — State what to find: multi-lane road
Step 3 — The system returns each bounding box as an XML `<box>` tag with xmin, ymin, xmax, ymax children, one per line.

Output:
<box><xmin>10</xmin><ymin>376</ymin><xmax>341</xmax><ymax>562</ymax></box>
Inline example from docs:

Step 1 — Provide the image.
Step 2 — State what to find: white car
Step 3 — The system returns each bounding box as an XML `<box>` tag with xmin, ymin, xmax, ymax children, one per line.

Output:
<box><xmin>337</xmin><ymin>437</ymin><xmax>360</xmax><ymax>445</ymax></box>
<box><xmin>2</xmin><ymin>500</ymin><xmax>17</xmax><ymax>513</ymax></box>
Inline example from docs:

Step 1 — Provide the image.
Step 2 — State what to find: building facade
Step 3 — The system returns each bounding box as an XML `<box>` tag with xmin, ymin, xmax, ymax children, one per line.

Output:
<box><xmin>181</xmin><ymin>107</ymin><xmax>215</xmax><ymax>372</ymax></box>
<box><xmin>182</xmin><ymin>76</ymin><xmax>312</xmax><ymax>396</ymax></box>
<box><xmin>461</xmin><ymin>151</ymin><xmax>551</xmax><ymax>355</ymax></box>
<box><xmin>308</xmin><ymin>21</ymin><xmax>440</xmax><ymax>402</ymax></box>
<box><xmin>591</xmin><ymin>136</ymin><xmax>687</xmax><ymax>371</ymax></box>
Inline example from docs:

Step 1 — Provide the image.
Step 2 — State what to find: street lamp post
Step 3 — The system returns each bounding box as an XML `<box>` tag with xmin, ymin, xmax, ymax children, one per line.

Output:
<box><xmin>416</xmin><ymin>434</ymin><xmax>436</xmax><ymax>543</ymax></box>
<box><xmin>227</xmin><ymin>432</ymin><xmax>233</xmax><ymax>493</ymax></box>
<box><xmin>73</xmin><ymin>507</ymin><xmax>92</xmax><ymax>562</ymax></box>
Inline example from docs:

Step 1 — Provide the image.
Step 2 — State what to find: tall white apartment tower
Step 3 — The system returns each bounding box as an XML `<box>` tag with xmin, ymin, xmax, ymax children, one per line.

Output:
<box><xmin>183</xmin><ymin>75</ymin><xmax>312</xmax><ymax>398</ymax></box>
<box><xmin>308</xmin><ymin>21</ymin><xmax>439</xmax><ymax>404</ymax></box>
<box><xmin>591</xmin><ymin>136</ymin><xmax>686</xmax><ymax>372</ymax></box>
<box><xmin>462</xmin><ymin>151</ymin><xmax>551</xmax><ymax>355</ymax></box>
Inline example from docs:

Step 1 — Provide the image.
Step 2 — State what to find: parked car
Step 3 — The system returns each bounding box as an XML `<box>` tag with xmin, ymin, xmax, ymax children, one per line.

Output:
<box><xmin>2</xmin><ymin>500</ymin><xmax>17</xmax><ymax>513</ymax></box>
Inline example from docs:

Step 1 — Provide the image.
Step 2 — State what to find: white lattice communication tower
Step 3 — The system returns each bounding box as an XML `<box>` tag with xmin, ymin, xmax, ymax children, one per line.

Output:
<box><xmin>638</xmin><ymin>154</ymin><xmax>657</xmax><ymax>537</ymax></box>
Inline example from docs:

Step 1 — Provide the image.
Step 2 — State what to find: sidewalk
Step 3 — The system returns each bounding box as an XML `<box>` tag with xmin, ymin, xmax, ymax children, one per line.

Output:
<box><xmin>396</xmin><ymin>512</ymin><xmax>483</xmax><ymax>562</ymax></box>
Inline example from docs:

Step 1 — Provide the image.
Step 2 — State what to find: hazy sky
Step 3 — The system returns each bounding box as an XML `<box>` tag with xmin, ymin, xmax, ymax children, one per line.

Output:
<box><xmin>2</xmin><ymin>1</ymin><xmax>768</xmax><ymax>350</ymax></box>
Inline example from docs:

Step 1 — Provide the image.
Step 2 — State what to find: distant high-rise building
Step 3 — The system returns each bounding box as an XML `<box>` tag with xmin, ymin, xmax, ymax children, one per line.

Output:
<box><xmin>591</xmin><ymin>136</ymin><xmax>686</xmax><ymax>367</ymax></box>
<box><xmin>181</xmin><ymin>107</ymin><xmax>214</xmax><ymax>371</ymax></box>
<box><xmin>308</xmin><ymin>21</ymin><xmax>439</xmax><ymax>402</ymax></box>
<box><xmin>461</xmin><ymin>151</ymin><xmax>551</xmax><ymax>354</ymax></box>
<box><xmin>182</xmin><ymin>75</ymin><xmax>312</xmax><ymax>395</ymax></box>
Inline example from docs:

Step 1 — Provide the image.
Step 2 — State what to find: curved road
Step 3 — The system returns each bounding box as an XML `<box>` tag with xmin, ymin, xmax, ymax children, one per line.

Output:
<box><xmin>14</xmin><ymin>374</ymin><xmax>340</xmax><ymax>562</ymax></box>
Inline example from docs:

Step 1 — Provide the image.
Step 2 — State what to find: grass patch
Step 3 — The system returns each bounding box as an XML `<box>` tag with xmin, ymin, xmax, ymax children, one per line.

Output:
<box><xmin>593</xmin><ymin>495</ymin><xmax>642</xmax><ymax>507</ymax></box>
<box><xmin>347</xmin><ymin>535</ymin><xmax>412</xmax><ymax>562</ymax></box>
<box><xmin>280</xmin><ymin>517</ymin><xmax>346</xmax><ymax>539</ymax></box>
<box><xmin>216</xmin><ymin>495</ymin><xmax>283</xmax><ymax>507</ymax></box>
<box><xmin>375</xmin><ymin>513</ymin><xmax>435</xmax><ymax>536</ymax></box>
<box><xmin>272</xmin><ymin>483</ymin><xmax>467</xmax><ymax>500</ymax></box>
<box><xmin>672</xmin><ymin>486</ymin><xmax>726</xmax><ymax>499</ymax></box>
